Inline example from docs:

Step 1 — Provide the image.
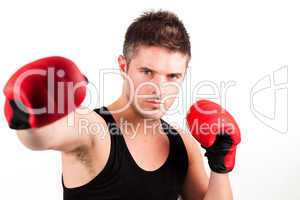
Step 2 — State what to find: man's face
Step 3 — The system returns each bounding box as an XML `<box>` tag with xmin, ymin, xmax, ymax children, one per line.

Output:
<box><xmin>123</xmin><ymin>45</ymin><xmax>188</xmax><ymax>119</ymax></box>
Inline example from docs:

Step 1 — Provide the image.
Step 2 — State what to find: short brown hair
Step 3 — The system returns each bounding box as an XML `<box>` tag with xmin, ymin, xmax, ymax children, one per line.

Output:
<box><xmin>123</xmin><ymin>10</ymin><xmax>191</xmax><ymax>65</ymax></box>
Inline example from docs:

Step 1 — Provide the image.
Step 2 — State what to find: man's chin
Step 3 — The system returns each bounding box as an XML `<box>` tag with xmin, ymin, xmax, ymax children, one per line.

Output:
<box><xmin>138</xmin><ymin>108</ymin><xmax>164</xmax><ymax>119</ymax></box>
<box><xmin>144</xmin><ymin>113</ymin><xmax>163</xmax><ymax>120</ymax></box>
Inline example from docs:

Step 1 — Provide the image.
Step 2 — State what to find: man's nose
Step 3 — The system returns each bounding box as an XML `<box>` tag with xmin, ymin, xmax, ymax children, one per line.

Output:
<box><xmin>150</xmin><ymin>75</ymin><xmax>167</xmax><ymax>97</ymax></box>
<box><xmin>152</xmin><ymin>75</ymin><xmax>165</xmax><ymax>84</ymax></box>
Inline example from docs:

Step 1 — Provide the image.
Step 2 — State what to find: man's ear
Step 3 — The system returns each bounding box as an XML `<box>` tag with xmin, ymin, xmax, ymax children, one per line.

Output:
<box><xmin>118</xmin><ymin>55</ymin><xmax>127</xmax><ymax>73</ymax></box>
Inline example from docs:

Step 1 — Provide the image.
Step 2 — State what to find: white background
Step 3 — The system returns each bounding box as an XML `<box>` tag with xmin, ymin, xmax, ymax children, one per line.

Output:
<box><xmin>0</xmin><ymin>0</ymin><xmax>299</xmax><ymax>199</ymax></box>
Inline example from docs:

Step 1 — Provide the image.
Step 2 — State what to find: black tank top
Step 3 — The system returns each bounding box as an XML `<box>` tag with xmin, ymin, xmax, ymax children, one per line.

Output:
<box><xmin>62</xmin><ymin>106</ymin><xmax>189</xmax><ymax>200</ymax></box>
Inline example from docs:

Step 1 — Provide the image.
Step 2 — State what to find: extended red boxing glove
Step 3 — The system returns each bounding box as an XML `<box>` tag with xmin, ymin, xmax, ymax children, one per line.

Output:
<box><xmin>3</xmin><ymin>56</ymin><xmax>88</xmax><ymax>130</ymax></box>
<box><xmin>186</xmin><ymin>99</ymin><xmax>241</xmax><ymax>173</ymax></box>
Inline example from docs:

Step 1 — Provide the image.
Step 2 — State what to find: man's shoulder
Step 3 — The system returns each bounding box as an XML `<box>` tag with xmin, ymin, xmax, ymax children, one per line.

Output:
<box><xmin>164</xmin><ymin>121</ymin><xmax>203</xmax><ymax>165</ymax></box>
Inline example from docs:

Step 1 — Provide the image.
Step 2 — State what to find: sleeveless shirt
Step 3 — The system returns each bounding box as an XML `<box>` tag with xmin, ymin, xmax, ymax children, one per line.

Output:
<box><xmin>62</xmin><ymin>106</ymin><xmax>189</xmax><ymax>200</ymax></box>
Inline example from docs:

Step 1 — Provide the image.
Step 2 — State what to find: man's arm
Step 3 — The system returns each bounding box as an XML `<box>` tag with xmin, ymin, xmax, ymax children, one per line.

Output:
<box><xmin>203</xmin><ymin>172</ymin><xmax>233</xmax><ymax>200</ymax></box>
<box><xmin>183</xmin><ymin>99</ymin><xmax>241</xmax><ymax>200</ymax></box>
<box><xmin>179</xmin><ymin>130</ymin><xmax>233</xmax><ymax>200</ymax></box>
<box><xmin>16</xmin><ymin>108</ymin><xmax>106</xmax><ymax>153</ymax></box>
<box><xmin>176</xmin><ymin>128</ymin><xmax>208</xmax><ymax>199</ymax></box>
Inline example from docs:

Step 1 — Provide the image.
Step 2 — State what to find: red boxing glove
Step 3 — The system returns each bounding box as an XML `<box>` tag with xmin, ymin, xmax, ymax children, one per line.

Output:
<box><xmin>186</xmin><ymin>99</ymin><xmax>241</xmax><ymax>173</ymax></box>
<box><xmin>3</xmin><ymin>56</ymin><xmax>88</xmax><ymax>130</ymax></box>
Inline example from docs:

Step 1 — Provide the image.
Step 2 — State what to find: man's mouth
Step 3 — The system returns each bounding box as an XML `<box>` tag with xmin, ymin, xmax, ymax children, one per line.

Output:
<box><xmin>144</xmin><ymin>99</ymin><xmax>162</xmax><ymax>107</ymax></box>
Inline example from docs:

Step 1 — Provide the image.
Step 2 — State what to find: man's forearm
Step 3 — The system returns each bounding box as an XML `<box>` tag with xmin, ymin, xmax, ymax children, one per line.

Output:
<box><xmin>203</xmin><ymin>172</ymin><xmax>233</xmax><ymax>200</ymax></box>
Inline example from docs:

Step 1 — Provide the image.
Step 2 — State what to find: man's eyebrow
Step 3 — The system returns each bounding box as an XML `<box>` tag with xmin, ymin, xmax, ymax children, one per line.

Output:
<box><xmin>138</xmin><ymin>66</ymin><xmax>156</xmax><ymax>72</ymax></box>
<box><xmin>138</xmin><ymin>66</ymin><xmax>183</xmax><ymax>76</ymax></box>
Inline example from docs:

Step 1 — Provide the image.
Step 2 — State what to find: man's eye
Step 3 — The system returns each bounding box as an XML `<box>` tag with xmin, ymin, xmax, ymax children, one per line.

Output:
<box><xmin>168</xmin><ymin>74</ymin><xmax>180</xmax><ymax>80</ymax></box>
<box><xmin>142</xmin><ymin>70</ymin><xmax>152</xmax><ymax>75</ymax></box>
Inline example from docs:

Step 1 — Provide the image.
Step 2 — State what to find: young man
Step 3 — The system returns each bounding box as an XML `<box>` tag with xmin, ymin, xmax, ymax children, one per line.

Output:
<box><xmin>4</xmin><ymin>11</ymin><xmax>240</xmax><ymax>199</ymax></box>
